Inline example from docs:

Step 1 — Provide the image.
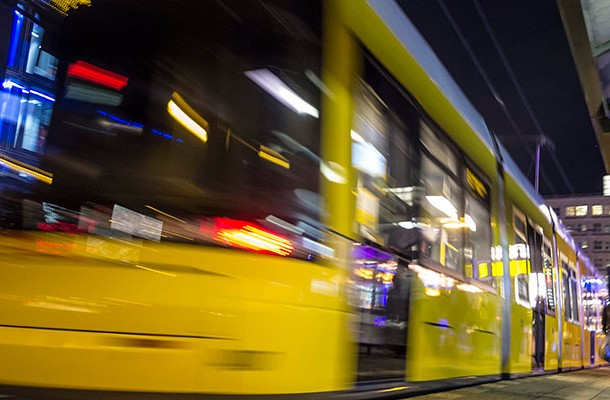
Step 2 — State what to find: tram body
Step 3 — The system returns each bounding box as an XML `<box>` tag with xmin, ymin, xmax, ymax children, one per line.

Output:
<box><xmin>0</xmin><ymin>0</ymin><xmax>606</xmax><ymax>398</ymax></box>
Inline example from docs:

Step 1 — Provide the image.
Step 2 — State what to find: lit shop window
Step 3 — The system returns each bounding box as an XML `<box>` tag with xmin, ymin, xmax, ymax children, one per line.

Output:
<box><xmin>565</xmin><ymin>206</ymin><xmax>575</xmax><ymax>217</ymax></box>
<box><xmin>593</xmin><ymin>205</ymin><xmax>603</xmax><ymax>216</ymax></box>
<box><xmin>575</xmin><ymin>205</ymin><xmax>588</xmax><ymax>216</ymax></box>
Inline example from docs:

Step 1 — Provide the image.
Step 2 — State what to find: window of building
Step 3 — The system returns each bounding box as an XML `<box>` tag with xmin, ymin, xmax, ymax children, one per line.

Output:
<box><xmin>580</xmin><ymin>241</ymin><xmax>588</xmax><ymax>250</ymax></box>
<box><xmin>593</xmin><ymin>205</ymin><xmax>603</xmax><ymax>216</ymax></box>
<box><xmin>575</xmin><ymin>205</ymin><xmax>588</xmax><ymax>216</ymax></box>
<box><xmin>605</xmin><ymin>205</ymin><xmax>610</xmax><ymax>215</ymax></box>
<box><xmin>594</xmin><ymin>240</ymin><xmax>602</xmax><ymax>250</ymax></box>
<box><xmin>606</xmin><ymin>260</ymin><xmax>610</xmax><ymax>268</ymax></box>
<box><xmin>565</xmin><ymin>206</ymin><xmax>575</xmax><ymax>217</ymax></box>
<box><xmin>594</xmin><ymin>223</ymin><xmax>602</xmax><ymax>232</ymax></box>
<box><xmin>581</xmin><ymin>224</ymin><xmax>587</xmax><ymax>232</ymax></box>
<box><xmin>605</xmin><ymin>224</ymin><xmax>610</xmax><ymax>233</ymax></box>
<box><xmin>605</xmin><ymin>241</ymin><xmax>610</xmax><ymax>250</ymax></box>
<box><xmin>594</xmin><ymin>259</ymin><xmax>602</xmax><ymax>269</ymax></box>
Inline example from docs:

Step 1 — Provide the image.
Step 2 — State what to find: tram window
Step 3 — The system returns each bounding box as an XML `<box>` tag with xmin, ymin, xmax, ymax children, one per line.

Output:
<box><xmin>513</xmin><ymin>210</ymin><xmax>529</xmax><ymax>305</ymax></box>
<box><xmin>351</xmin><ymin>63</ymin><xmax>420</xmax><ymax>248</ymax></box>
<box><xmin>569</xmin><ymin>269</ymin><xmax>579</xmax><ymax>323</ymax></box>
<box><xmin>420</xmin><ymin>155</ymin><xmax>462</xmax><ymax>272</ymax></box>
<box><xmin>562</xmin><ymin>262</ymin><xmax>572</xmax><ymax>322</ymax></box>
<box><xmin>4</xmin><ymin>1</ymin><xmax>324</xmax><ymax>235</ymax></box>
<box><xmin>420</xmin><ymin>123</ymin><xmax>458</xmax><ymax>176</ymax></box>
<box><xmin>465</xmin><ymin>195</ymin><xmax>492</xmax><ymax>283</ymax></box>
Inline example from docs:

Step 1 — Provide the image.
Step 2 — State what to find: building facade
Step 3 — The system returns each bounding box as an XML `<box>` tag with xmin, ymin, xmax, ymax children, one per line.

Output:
<box><xmin>546</xmin><ymin>194</ymin><xmax>610</xmax><ymax>278</ymax></box>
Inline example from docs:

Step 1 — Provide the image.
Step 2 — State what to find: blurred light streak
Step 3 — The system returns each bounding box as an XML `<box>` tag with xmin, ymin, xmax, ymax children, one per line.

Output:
<box><xmin>26</xmin><ymin>300</ymin><xmax>95</xmax><ymax>313</ymax></box>
<box><xmin>29</xmin><ymin>89</ymin><xmax>55</xmax><ymax>102</ymax></box>
<box><xmin>145</xmin><ymin>205</ymin><xmax>186</xmax><ymax>224</ymax></box>
<box><xmin>245</xmin><ymin>69</ymin><xmax>319</xmax><ymax>118</ymax></box>
<box><xmin>66</xmin><ymin>83</ymin><xmax>123</xmax><ymax>106</ymax></box>
<box><xmin>67</xmin><ymin>60</ymin><xmax>128</xmax><ymax>90</ymax></box>
<box><xmin>135</xmin><ymin>264</ymin><xmax>176</xmax><ymax>278</ymax></box>
<box><xmin>214</xmin><ymin>218</ymin><xmax>293</xmax><ymax>256</ymax></box>
<box><xmin>258</xmin><ymin>145</ymin><xmax>290</xmax><ymax>169</ymax></box>
<box><xmin>426</xmin><ymin>195</ymin><xmax>458</xmax><ymax>219</ymax></box>
<box><xmin>2</xmin><ymin>79</ymin><xmax>24</xmax><ymax>90</ymax></box>
<box><xmin>456</xmin><ymin>283</ymin><xmax>483</xmax><ymax>293</ymax></box>
<box><xmin>378</xmin><ymin>386</ymin><xmax>410</xmax><ymax>393</ymax></box>
<box><xmin>0</xmin><ymin>155</ymin><xmax>53</xmax><ymax>184</ymax></box>
<box><xmin>8</xmin><ymin>10</ymin><xmax>23</xmax><ymax>67</ymax></box>
<box><xmin>167</xmin><ymin>92</ymin><xmax>208</xmax><ymax>143</ymax></box>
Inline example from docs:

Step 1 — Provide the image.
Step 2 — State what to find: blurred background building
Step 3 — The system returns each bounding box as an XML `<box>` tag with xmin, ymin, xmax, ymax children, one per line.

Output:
<box><xmin>0</xmin><ymin>0</ymin><xmax>63</xmax><ymax>187</ymax></box>
<box><xmin>546</xmin><ymin>176</ymin><xmax>610</xmax><ymax>280</ymax></box>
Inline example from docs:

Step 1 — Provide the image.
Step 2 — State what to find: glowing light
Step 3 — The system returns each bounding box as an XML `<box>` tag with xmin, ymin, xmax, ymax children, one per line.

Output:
<box><xmin>464</xmin><ymin>214</ymin><xmax>476</xmax><ymax>231</ymax></box>
<box><xmin>145</xmin><ymin>205</ymin><xmax>186</xmax><ymax>224</ymax></box>
<box><xmin>67</xmin><ymin>60</ymin><xmax>128</xmax><ymax>90</ymax></box>
<box><xmin>245</xmin><ymin>69</ymin><xmax>318</xmax><ymax>118</ymax></box>
<box><xmin>378</xmin><ymin>386</ymin><xmax>410</xmax><ymax>393</ymax></box>
<box><xmin>135</xmin><ymin>264</ymin><xmax>176</xmax><ymax>278</ymax></box>
<box><xmin>320</xmin><ymin>161</ymin><xmax>347</xmax><ymax>184</ymax></box>
<box><xmin>509</xmin><ymin>259</ymin><xmax>529</xmax><ymax>276</ymax></box>
<box><xmin>456</xmin><ymin>283</ymin><xmax>483</xmax><ymax>293</ymax></box>
<box><xmin>258</xmin><ymin>145</ymin><xmax>290</xmax><ymax>169</ymax></box>
<box><xmin>29</xmin><ymin>89</ymin><xmax>55</xmax><ymax>102</ymax></box>
<box><xmin>492</xmin><ymin>261</ymin><xmax>503</xmax><ymax>277</ymax></box>
<box><xmin>425</xmin><ymin>288</ymin><xmax>441</xmax><ymax>296</ymax></box>
<box><xmin>167</xmin><ymin>93</ymin><xmax>208</xmax><ymax>143</ymax></box>
<box><xmin>0</xmin><ymin>155</ymin><xmax>52</xmax><ymax>184</ymax></box>
<box><xmin>2</xmin><ymin>79</ymin><xmax>24</xmax><ymax>90</ymax></box>
<box><xmin>351</xmin><ymin>130</ymin><xmax>365</xmax><ymax>143</ymax></box>
<box><xmin>478</xmin><ymin>262</ymin><xmax>488</xmax><ymax>278</ymax></box>
<box><xmin>214</xmin><ymin>218</ymin><xmax>293</xmax><ymax>256</ymax></box>
<box><xmin>509</xmin><ymin>243</ymin><xmax>529</xmax><ymax>260</ymax></box>
<box><xmin>409</xmin><ymin>264</ymin><xmax>455</xmax><ymax>290</ymax></box>
<box><xmin>8</xmin><ymin>10</ymin><xmax>23</xmax><ymax>67</ymax></box>
<box><xmin>398</xmin><ymin>221</ymin><xmax>415</xmax><ymax>229</ymax></box>
<box><xmin>426</xmin><ymin>195</ymin><xmax>458</xmax><ymax>219</ymax></box>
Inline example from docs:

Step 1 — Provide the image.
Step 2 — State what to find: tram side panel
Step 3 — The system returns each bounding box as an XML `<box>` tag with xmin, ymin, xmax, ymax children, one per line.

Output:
<box><xmin>406</xmin><ymin>269</ymin><xmax>501</xmax><ymax>381</ymax></box>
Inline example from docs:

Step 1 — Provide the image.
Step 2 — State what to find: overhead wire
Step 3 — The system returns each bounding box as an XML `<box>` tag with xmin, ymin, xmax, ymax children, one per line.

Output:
<box><xmin>437</xmin><ymin>0</ymin><xmax>558</xmax><ymax>195</ymax></box>
<box><xmin>472</xmin><ymin>0</ymin><xmax>575</xmax><ymax>194</ymax></box>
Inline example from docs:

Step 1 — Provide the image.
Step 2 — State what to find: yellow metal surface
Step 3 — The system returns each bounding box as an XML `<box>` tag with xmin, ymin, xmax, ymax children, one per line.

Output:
<box><xmin>0</xmin><ymin>232</ymin><xmax>349</xmax><ymax>394</ymax></box>
<box><xmin>407</xmin><ymin>276</ymin><xmax>501</xmax><ymax>381</ymax></box>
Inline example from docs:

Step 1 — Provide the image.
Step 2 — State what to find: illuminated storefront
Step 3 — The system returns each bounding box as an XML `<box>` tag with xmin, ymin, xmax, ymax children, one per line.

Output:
<box><xmin>0</xmin><ymin>0</ymin><xmax>60</xmax><ymax>185</ymax></box>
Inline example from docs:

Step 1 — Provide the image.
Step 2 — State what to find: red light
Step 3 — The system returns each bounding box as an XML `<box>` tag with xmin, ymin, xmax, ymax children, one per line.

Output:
<box><xmin>213</xmin><ymin>218</ymin><xmax>293</xmax><ymax>256</ymax></box>
<box><xmin>67</xmin><ymin>61</ymin><xmax>129</xmax><ymax>91</ymax></box>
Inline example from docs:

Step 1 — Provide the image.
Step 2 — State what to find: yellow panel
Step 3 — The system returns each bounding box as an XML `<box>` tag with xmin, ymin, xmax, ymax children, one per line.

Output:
<box><xmin>407</xmin><ymin>275</ymin><xmax>501</xmax><ymax>381</ymax></box>
<box><xmin>0</xmin><ymin>232</ymin><xmax>350</xmax><ymax>394</ymax></box>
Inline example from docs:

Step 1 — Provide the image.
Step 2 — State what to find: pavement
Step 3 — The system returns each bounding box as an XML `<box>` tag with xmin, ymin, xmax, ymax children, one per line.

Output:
<box><xmin>410</xmin><ymin>367</ymin><xmax>610</xmax><ymax>400</ymax></box>
<box><xmin>1</xmin><ymin>368</ymin><xmax>609</xmax><ymax>399</ymax></box>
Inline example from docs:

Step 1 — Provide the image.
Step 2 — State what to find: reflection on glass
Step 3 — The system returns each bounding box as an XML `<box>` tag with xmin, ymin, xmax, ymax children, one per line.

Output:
<box><xmin>420</xmin><ymin>155</ymin><xmax>461</xmax><ymax>271</ymax></box>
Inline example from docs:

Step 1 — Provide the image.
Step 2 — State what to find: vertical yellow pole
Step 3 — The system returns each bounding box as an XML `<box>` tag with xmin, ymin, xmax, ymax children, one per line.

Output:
<box><xmin>320</xmin><ymin>0</ymin><xmax>361</xmax><ymax>389</ymax></box>
<box><xmin>321</xmin><ymin>0</ymin><xmax>359</xmax><ymax>240</ymax></box>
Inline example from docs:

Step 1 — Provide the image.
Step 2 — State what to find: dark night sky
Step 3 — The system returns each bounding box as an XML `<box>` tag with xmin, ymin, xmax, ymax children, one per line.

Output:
<box><xmin>399</xmin><ymin>0</ymin><xmax>605</xmax><ymax>196</ymax></box>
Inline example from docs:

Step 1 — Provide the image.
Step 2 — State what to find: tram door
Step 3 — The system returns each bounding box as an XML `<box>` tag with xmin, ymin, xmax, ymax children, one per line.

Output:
<box><xmin>527</xmin><ymin>223</ymin><xmax>545</xmax><ymax>369</ymax></box>
<box><xmin>350</xmin><ymin>245</ymin><xmax>411</xmax><ymax>381</ymax></box>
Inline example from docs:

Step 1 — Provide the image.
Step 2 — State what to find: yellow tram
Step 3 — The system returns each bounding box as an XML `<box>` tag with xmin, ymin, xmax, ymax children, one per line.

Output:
<box><xmin>0</xmin><ymin>0</ymin><xmax>606</xmax><ymax>398</ymax></box>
